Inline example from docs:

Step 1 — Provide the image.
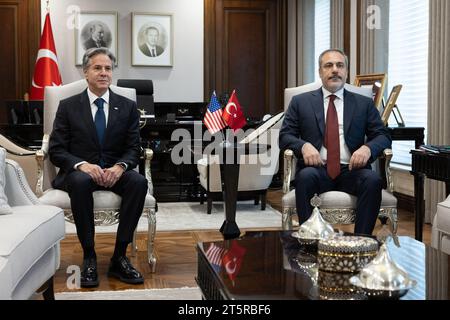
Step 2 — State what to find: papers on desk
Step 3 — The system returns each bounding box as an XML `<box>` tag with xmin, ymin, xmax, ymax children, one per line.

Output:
<box><xmin>419</xmin><ymin>144</ymin><xmax>450</xmax><ymax>154</ymax></box>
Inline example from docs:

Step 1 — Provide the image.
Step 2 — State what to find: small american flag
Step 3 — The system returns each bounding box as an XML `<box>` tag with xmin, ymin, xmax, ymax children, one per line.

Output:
<box><xmin>205</xmin><ymin>243</ymin><xmax>226</xmax><ymax>273</ymax></box>
<box><xmin>203</xmin><ymin>91</ymin><xmax>226</xmax><ymax>134</ymax></box>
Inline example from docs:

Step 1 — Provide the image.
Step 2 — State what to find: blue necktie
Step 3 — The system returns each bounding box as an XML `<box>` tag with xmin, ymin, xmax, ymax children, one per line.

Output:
<box><xmin>94</xmin><ymin>98</ymin><xmax>106</xmax><ymax>167</ymax></box>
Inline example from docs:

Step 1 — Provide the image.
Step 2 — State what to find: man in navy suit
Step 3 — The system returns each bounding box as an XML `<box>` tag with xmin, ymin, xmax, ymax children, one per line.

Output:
<box><xmin>49</xmin><ymin>48</ymin><xmax>147</xmax><ymax>287</ymax></box>
<box><xmin>279</xmin><ymin>49</ymin><xmax>391</xmax><ymax>235</ymax></box>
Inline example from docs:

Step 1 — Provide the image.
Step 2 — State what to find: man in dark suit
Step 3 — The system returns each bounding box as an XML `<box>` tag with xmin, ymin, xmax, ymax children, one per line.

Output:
<box><xmin>279</xmin><ymin>49</ymin><xmax>391</xmax><ymax>235</ymax></box>
<box><xmin>139</xmin><ymin>26</ymin><xmax>164</xmax><ymax>57</ymax></box>
<box><xmin>83</xmin><ymin>24</ymin><xmax>107</xmax><ymax>50</ymax></box>
<box><xmin>49</xmin><ymin>47</ymin><xmax>147</xmax><ymax>287</ymax></box>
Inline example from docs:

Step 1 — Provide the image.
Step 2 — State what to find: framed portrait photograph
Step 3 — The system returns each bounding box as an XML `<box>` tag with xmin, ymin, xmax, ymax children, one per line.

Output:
<box><xmin>75</xmin><ymin>11</ymin><xmax>118</xmax><ymax>66</ymax></box>
<box><xmin>354</xmin><ymin>73</ymin><xmax>387</xmax><ymax>111</ymax></box>
<box><xmin>132</xmin><ymin>12</ymin><xmax>173</xmax><ymax>67</ymax></box>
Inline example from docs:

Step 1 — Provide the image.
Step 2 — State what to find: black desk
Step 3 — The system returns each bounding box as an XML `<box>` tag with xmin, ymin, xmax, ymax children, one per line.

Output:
<box><xmin>388</xmin><ymin>126</ymin><xmax>425</xmax><ymax>148</ymax></box>
<box><xmin>410</xmin><ymin>150</ymin><xmax>450</xmax><ymax>241</ymax></box>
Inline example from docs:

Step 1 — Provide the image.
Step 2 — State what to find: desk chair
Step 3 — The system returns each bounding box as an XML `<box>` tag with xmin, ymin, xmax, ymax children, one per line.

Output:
<box><xmin>197</xmin><ymin>112</ymin><xmax>284</xmax><ymax>214</ymax></box>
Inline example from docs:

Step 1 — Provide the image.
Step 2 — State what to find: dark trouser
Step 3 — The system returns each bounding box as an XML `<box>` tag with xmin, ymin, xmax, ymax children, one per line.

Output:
<box><xmin>62</xmin><ymin>170</ymin><xmax>148</xmax><ymax>249</ymax></box>
<box><xmin>294</xmin><ymin>165</ymin><xmax>382</xmax><ymax>235</ymax></box>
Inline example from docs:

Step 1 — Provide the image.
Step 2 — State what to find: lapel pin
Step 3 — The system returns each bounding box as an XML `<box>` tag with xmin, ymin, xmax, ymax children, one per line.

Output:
<box><xmin>113</xmin><ymin>107</ymin><xmax>119</xmax><ymax>110</ymax></box>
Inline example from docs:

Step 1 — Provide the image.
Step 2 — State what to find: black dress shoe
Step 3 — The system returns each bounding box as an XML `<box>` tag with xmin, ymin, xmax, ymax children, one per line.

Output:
<box><xmin>107</xmin><ymin>256</ymin><xmax>144</xmax><ymax>284</ymax></box>
<box><xmin>80</xmin><ymin>257</ymin><xmax>99</xmax><ymax>288</ymax></box>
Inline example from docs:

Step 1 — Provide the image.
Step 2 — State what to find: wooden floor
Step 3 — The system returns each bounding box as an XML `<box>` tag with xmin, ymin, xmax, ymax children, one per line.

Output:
<box><xmin>54</xmin><ymin>189</ymin><xmax>432</xmax><ymax>293</ymax></box>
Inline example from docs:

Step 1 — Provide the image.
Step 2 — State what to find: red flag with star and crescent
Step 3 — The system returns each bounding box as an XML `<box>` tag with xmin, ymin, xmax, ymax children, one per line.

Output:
<box><xmin>222</xmin><ymin>90</ymin><xmax>247</xmax><ymax>133</ymax></box>
<box><xmin>222</xmin><ymin>240</ymin><xmax>246</xmax><ymax>285</ymax></box>
<box><xmin>30</xmin><ymin>12</ymin><xmax>62</xmax><ymax>100</ymax></box>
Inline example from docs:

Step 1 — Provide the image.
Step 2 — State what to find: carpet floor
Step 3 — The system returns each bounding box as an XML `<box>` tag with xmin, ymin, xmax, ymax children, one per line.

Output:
<box><xmin>65</xmin><ymin>201</ymin><xmax>282</xmax><ymax>233</ymax></box>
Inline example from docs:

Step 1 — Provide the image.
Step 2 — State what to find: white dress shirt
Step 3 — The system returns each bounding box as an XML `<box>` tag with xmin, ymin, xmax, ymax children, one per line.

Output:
<box><xmin>87</xmin><ymin>88</ymin><xmax>110</xmax><ymax>126</ymax></box>
<box><xmin>319</xmin><ymin>87</ymin><xmax>352</xmax><ymax>164</ymax></box>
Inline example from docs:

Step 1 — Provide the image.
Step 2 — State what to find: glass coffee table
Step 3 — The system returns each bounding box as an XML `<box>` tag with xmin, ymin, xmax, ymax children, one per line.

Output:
<box><xmin>196</xmin><ymin>231</ymin><xmax>450</xmax><ymax>300</ymax></box>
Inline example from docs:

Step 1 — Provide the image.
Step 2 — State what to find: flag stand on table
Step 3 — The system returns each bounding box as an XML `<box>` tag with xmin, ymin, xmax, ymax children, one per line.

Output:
<box><xmin>29</xmin><ymin>3</ymin><xmax>62</xmax><ymax>100</ymax></box>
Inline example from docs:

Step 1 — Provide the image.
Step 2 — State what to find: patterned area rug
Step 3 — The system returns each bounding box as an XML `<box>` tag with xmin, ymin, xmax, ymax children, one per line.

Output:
<box><xmin>65</xmin><ymin>201</ymin><xmax>282</xmax><ymax>233</ymax></box>
<box><xmin>55</xmin><ymin>287</ymin><xmax>202</xmax><ymax>300</ymax></box>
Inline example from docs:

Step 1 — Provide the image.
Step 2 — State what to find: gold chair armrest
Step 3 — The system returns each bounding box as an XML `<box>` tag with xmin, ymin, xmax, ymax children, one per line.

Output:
<box><xmin>144</xmin><ymin>148</ymin><xmax>154</xmax><ymax>195</ymax></box>
<box><xmin>283</xmin><ymin>149</ymin><xmax>294</xmax><ymax>194</ymax></box>
<box><xmin>382</xmin><ymin>148</ymin><xmax>393</xmax><ymax>193</ymax></box>
<box><xmin>35</xmin><ymin>134</ymin><xmax>49</xmax><ymax>197</ymax></box>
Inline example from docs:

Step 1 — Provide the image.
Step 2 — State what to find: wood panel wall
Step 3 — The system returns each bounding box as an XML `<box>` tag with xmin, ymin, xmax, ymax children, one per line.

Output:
<box><xmin>0</xmin><ymin>0</ymin><xmax>40</xmax><ymax>123</ymax></box>
<box><xmin>204</xmin><ymin>0</ymin><xmax>287</xmax><ymax>120</ymax></box>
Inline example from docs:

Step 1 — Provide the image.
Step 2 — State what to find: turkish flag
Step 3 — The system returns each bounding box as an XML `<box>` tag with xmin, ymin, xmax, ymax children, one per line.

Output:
<box><xmin>222</xmin><ymin>240</ymin><xmax>246</xmax><ymax>284</ymax></box>
<box><xmin>30</xmin><ymin>13</ymin><xmax>62</xmax><ymax>100</ymax></box>
<box><xmin>222</xmin><ymin>90</ymin><xmax>247</xmax><ymax>133</ymax></box>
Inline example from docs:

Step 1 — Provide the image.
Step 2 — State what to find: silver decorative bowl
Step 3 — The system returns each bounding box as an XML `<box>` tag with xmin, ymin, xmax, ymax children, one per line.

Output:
<box><xmin>349</xmin><ymin>243</ymin><xmax>417</xmax><ymax>299</ymax></box>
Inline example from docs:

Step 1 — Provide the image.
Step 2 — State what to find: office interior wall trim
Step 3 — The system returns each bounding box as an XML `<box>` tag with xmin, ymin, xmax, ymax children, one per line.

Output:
<box><xmin>358</xmin><ymin>0</ymin><xmax>389</xmax><ymax>75</ymax></box>
<box><xmin>330</xmin><ymin>0</ymin><xmax>344</xmax><ymax>50</ymax></box>
<box><xmin>286</xmin><ymin>0</ymin><xmax>297</xmax><ymax>88</ymax></box>
<box><xmin>426</xmin><ymin>0</ymin><xmax>450</xmax><ymax>223</ymax></box>
<box><xmin>40</xmin><ymin>0</ymin><xmax>203</xmax><ymax>102</ymax></box>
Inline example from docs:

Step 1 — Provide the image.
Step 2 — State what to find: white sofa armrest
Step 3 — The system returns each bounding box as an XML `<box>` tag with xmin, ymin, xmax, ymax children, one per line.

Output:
<box><xmin>4</xmin><ymin>159</ymin><xmax>39</xmax><ymax>206</ymax></box>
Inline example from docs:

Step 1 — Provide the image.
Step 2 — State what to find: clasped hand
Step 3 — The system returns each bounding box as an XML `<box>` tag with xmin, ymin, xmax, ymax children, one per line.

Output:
<box><xmin>79</xmin><ymin>163</ymin><xmax>124</xmax><ymax>188</ymax></box>
<box><xmin>301</xmin><ymin>143</ymin><xmax>371</xmax><ymax>170</ymax></box>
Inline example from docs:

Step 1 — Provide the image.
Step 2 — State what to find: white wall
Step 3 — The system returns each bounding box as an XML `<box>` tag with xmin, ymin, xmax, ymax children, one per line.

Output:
<box><xmin>41</xmin><ymin>0</ymin><xmax>203</xmax><ymax>102</ymax></box>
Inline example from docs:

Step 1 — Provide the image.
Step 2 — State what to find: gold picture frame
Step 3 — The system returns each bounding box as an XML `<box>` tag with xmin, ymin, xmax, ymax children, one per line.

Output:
<box><xmin>354</xmin><ymin>73</ymin><xmax>387</xmax><ymax>111</ymax></box>
<box><xmin>381</xmin><ymin>85</ymin><xmax>403</xmax><ymax>126</ymax></box>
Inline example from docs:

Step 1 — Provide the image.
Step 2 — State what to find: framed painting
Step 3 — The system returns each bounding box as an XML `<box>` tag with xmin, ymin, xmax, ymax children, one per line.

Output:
<box><xmin>382</xmin><ymin>85</ymin><xmax>404</xmax><ymax>126</ymax></box>
<box><xmin>132</xmin><ymin>12</ymin><xmax>173</xmax><ymax>67</ymax></box>
<box><xmin>354</xmin><ymin>73</ymin><xmax>387</xmax><ymax>111</ymax></box>
<box><xmin>75</xmin><ymin>11</ymin><xmax>118</xmax><ymax>66</ymax></box>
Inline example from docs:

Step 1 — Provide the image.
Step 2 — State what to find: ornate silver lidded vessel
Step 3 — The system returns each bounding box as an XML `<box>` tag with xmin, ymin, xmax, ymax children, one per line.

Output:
<box><xmin>318</xmin><ymin>235</ymin><xmax>379</xmax><ymax>273</ymax></box>
<box><xmin>292</xmin><ymin>194</ymin><xmax>334</xmax><ymax>246</ymax></box>
<box><xmin>349</xmin><ymin>241</ymin><xmax>417</xmax><ymax>299</ymax></box>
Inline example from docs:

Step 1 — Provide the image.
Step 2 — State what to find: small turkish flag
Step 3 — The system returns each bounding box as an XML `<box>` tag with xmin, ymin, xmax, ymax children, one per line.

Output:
<box><xmin>30</xmin><ymin>12</ymin><xmax>62</xmax><ymax>100</ymax></box>
<box><xmin>222</xmin><ymin>240</ymin><xmax>246</xmax><ymax>284</ymax></box>
<box><xmin>222</xmin><ymin>90</ymin><xmax>247</xmax><ymax>133</ymax></box>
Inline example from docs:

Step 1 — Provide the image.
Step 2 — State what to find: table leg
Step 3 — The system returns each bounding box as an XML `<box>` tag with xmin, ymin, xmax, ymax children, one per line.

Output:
<box><xmin>414</xmin><ymin>173</ymin><xmax>425</xmax><ymax>241</ymax></box>
<box><xmin>219</xmin><ymin>162</ymin><xmax>241</xmax><ymax>239</ymax></box>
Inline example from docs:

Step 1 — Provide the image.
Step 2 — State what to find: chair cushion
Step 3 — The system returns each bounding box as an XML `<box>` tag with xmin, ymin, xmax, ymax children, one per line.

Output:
<box><xmin>435</xmin><ymin>195</ymin><xmax>450</xmax><ymax>234</ymax></box>
<box><xmin>0</xmin><ymin>205</ymin><xmax>64</xmax><ymax>290</ymax></box>
<box><xmin>282</xmin><ymin>190</ymin><xmax>397</xmax><ymax>209</ymax></box>
<box><xmin>39</xmin><ymin>188</ymin><xmax>155</xmax><ymax>209</ymax></box>
<box><xmin>0</xmin><ymin>148</ymin><xmax>12</xmax><ymax>215</ymax></box>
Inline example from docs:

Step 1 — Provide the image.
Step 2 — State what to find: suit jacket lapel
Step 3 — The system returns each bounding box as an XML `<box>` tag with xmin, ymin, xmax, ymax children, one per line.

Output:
<box><xmin>311</xmin><ymin>88</ymin><xmax>325</xmax><ymax>137</ymax></box>
<box><xmin>343</xmin><ymin>89</ymin><xmax>356</xmax><ymax>136</ymax></box>
<box><xmin>104</xmin><ymin>88</ymin><xmax>121</xmax><ymax>144</ymax></box>
<box><xmin>80</xmin><ymin>90</ymin><xmax>100</xmax><ymax>146</ymax></box>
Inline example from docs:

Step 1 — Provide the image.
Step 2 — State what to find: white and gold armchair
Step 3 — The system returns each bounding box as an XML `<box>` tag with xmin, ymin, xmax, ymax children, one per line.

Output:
<box><xmin>35</xmin><ymin>80</ymin><xmax>157</xmax><ymax>272</ymax></box>
<box><xmin>281</xmin><ymin>82</ymin><xmax>398</xmax><ymax>235</ymax></box>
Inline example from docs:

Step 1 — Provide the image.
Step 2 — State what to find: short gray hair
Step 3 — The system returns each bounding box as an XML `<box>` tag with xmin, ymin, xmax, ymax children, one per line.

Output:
<box><xmin>82</xmin><ymin>47</ymin><xmax>116</xmax><ymax>72</ymax></box>
<box><xmin>318</xmin><ymin>49</ymin><xmax>349</xmax><ymax>69</ymax></box>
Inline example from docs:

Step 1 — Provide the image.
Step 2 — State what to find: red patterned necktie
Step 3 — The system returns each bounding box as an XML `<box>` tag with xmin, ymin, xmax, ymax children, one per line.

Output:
<box><xmin>324</xmin><ymin>95</ymin><xmax>340</xmax><ymax>179</ymax></box>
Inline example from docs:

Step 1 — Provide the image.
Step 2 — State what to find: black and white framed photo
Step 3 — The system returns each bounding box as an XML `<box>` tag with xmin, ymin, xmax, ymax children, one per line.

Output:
<box><xmin>75</xmin><ymin>11</ymin><xmax>118</xmax><ymax>66</ymax></box>
<box><xmin>132</xmin><ymin>12</ymin><xmax>173</xmax><ymax>67</ymax></box>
